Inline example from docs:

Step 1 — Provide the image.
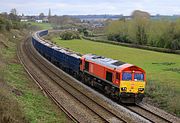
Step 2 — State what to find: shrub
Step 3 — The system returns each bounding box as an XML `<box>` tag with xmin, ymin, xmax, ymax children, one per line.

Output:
<box><xmin>60</xmin><ymin>31</ymin><xmax>80</xmax><ymax>40</ymax></box>
<box><xmin>83</xmin><ymin>36</ymin><xmax>180</xmax><ymax>54</ymax></box>
<box><xmin>107</xmin><ymin>33</ymin><xmax>130</xmax><ymax>43</ymax></box>
<box><xmin>0</xmin><ymin>16</ymin><xmax>12</xmax><ymax>31</ymax></box>
<box><xmin>171</xmin><ymin>39</ymin><xmax>180</xmax><ymax>50</ymax></box>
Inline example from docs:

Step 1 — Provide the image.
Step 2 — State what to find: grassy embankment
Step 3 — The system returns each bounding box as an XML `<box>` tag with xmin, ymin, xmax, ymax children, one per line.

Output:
<box><xmin>0</xmin><ymin>24</ymin><xmax>70</xmax><ymax>122</ymax></box>
<box><xmin>52</xmin><ymin>37</ymin><xmax>180</xmax><ymax>117</ymax></box>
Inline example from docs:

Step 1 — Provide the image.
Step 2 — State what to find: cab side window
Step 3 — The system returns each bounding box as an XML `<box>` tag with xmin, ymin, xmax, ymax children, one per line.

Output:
<box><xmin>85</xmin><ymin>61</ymin><xmax>89</xmax><ymax>71</ymax></box>
<box><xmin>106</xmin><ymin>71</ymin><xmax>113</xmax><ymax>82</ymax></box>
<box><xmin>116</xmin><ymin>73</ymin><xmax>120</xmax><ymax>80</ymax></box>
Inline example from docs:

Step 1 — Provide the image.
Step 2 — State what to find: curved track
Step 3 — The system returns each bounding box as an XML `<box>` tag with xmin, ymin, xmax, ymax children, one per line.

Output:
<box><xmin>17</xmin><ymin>33</ymin><xmax>180</xmax><ymax>123</ymax></box>
<box><xmin>18</xmin><ymin>36</ymin><xmax>127</xmax><ymax>122</ymax></box>
<box><xmin>17</xmin><ymin>37</ymin><xmax>79</xmax><ymax>123</ymax></box>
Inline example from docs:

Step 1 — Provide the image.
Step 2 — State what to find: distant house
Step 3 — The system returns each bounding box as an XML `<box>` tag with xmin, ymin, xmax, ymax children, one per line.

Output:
<box><xmin>42</xmin><ymin>17</ymin><xmax>49</xmax><ymax>23</ymax></box>
<box><xmin>20</xmin><ymin>16</ymin><xmax>28</xmax><ymax>22</ymax></box>
<box><xmin>35</xmin><ymin>20</ymin><xmax>43</xmax><ymax>23</ymax></box>
<box><xmin>20</xmin><ymin>19</ymin><xmax>28</xmax><ymax>22</ymax></box>
<box><xmin>35</xmin><ymin>17</ymin><xmax>49</xmax><ymax>23</ymax></box>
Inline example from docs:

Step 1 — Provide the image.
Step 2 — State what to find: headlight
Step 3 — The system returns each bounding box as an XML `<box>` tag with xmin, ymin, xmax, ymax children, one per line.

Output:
<box><xmin>121</xmin><ymin>87</ymin><xmax>127</xmax><ymax>91</ymax></box>
<box><xmin>138</xmin><ymin>88</ymin><xmax>144</xmax><ymax>91</ymax></box>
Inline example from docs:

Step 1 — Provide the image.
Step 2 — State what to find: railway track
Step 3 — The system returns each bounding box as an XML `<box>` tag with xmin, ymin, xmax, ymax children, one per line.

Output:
<box><xmin>17</xmin><ymin>37</ymin><xmax>79</xmax><ymax>123</ymax></box>
<box><xmin>25</xmin><ymin>38</ymin><xmax>126</xmax><ymax>123</ymax></box>
<box><xmin>137</xmin><ymin>103</ymin><xmax>180</xmax><ymax>123</ymax></box>
<box><xmin>17</xmin><ymin>34</ymin><xmax>180</xmax><ymax>123</ymax></box>
<box><xmin>125</xmin><ymin>105</ymin><xmax>172</xmax><ymax>123</ymax></box>
<box><xmin>18</xmin><ymin>36</ymin><xmax>128</xmax><ymax>122</ymax></box>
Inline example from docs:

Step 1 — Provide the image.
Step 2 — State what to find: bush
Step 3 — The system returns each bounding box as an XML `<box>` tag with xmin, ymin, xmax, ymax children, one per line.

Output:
<box><xmin>0</xmin><ymin>14</ymin><xmax>27</xmax><ymax>31</ymax></box>
<box><xmin>107</xmin><ymin>33</ymin><xmax>130</xmax><ymax>43</ymax></box>
<box><xmin>0</xmin><ymin>17</ymin><xmax>12</xmax><ymax>31</ymax></box>
<box><xmin>83</xmin><ymin>36</ymin><xmax>180</xmax><ymax>54</ymax></box>
<box><xmin>60</xmin><ymin>31</ymin><xmax>80</xmax><ymax>40</ymax></box>
<box><xmin>171</xmin><ymin>39</ymin><xmax>180</xmax><ymax>50</ymax></box>
<box><xmin>12</xmin><ymin>21</ymin><xmax>21</xmax><ymax>30</ymax></box>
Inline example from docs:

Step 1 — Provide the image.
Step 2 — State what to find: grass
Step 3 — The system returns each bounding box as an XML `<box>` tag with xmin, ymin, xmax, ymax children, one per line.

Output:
<box><xmin>52</xmin><ymin>37</ymin><xmax>180</xmax><ymax>117</ymax></box>
<box><xmin>4</xmin><ymin>64</ymin><xmax>68</xmax><ymax>122</ymax></box>
<box><xmin>29</xmin><ymin>22</ymin><xmax>53</xmax><ymax>30</ymax></box>
<box><xmin>0</xmin><ymin>30</ymin><xmax>70</xmax><ymax>123</ymax></box>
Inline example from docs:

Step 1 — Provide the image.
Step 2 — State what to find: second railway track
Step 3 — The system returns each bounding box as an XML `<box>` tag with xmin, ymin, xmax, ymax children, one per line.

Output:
<box><xmin>125</xmin><ymin>105</ymin><xmax>173</xmax><ymax>123</ymax></box>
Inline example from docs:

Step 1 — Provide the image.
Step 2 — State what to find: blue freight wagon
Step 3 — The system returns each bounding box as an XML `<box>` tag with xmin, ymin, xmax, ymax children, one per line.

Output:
<box><xmin>32</xmin><ymin>30</ymin><xmax>81</xmax><ymax>75</ymax></box>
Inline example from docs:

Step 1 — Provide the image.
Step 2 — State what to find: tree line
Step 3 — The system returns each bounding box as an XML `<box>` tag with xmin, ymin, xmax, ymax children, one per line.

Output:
<box><xmin>0</xmin><ymin>9</ymin><xmax>29</xmax><ymax>31</ymax></box>
<box><xmin>105</xmin><ymin>10</ymin><xmax>180</xmax><ymax>50</ymax></box>
<box><xmin>48</xmin><ymin>15</ymin><xmax>81</xmax><ymax>29</ymax></box>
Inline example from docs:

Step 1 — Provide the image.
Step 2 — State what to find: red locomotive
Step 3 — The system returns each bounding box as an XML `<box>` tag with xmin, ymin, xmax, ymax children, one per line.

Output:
<box><xmin>80</xmin><ymin>54</ymin><xmax>146</xmax><ymax>103</ymax></box>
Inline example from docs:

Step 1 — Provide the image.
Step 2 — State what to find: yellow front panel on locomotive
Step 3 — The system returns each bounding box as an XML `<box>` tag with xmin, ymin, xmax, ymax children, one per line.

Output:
<box><xmin>120</xmin><ymin>81</ymin><xmax>145</xmax><ymax>93</ymax></box>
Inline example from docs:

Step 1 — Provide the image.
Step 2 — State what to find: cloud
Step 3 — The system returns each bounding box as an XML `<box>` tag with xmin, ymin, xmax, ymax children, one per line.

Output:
<box><xmin>0</xmin><ymin>0</ymin><xmax>180</xmax><ymax>15</ymax></box>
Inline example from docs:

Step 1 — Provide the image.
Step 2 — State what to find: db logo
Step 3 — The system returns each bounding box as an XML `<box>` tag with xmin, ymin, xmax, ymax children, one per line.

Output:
<box><xmin>131</xmin><ymin>84</ymin><xmax>134</xmax><ymax>89</ymax></box>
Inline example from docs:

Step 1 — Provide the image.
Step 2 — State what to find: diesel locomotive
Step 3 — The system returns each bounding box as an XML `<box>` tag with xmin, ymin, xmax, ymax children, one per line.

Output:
<box><xmin>32</xmin><ymin>30</ymin><xmax>146</xmax><ymax>103</ymax></box>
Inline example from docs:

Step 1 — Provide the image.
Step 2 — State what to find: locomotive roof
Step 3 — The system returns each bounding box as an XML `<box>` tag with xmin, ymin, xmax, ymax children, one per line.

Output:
<box><xmin>83</xmin><ymin>54</ymin><xmax>128</xmax><ymax>69</ymax></box>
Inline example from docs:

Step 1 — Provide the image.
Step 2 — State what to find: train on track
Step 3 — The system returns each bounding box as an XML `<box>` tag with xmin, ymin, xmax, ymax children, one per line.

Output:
<box><xmin>32</xmin><ymin>30</ymin><xmax>146</xmax><ymax>103</ymax></box>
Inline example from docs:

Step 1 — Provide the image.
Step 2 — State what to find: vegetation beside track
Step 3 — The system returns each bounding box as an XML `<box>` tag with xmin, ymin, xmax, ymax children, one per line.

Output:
<box><xmin>0</xmin><ymin>30</ymin><xmax>70</xmax><ymax>122</ymax></box>
<box><xmin>52</xmin><ymin>37</ymin><xmax>180</xmax><ymax>117</ymax></box>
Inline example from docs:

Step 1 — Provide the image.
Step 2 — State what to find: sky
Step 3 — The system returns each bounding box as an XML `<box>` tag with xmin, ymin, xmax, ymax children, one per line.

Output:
<box><xmin>0</xmin><ymin>0</ymin><xmax>180</xmax><ymax>16</ymax></box>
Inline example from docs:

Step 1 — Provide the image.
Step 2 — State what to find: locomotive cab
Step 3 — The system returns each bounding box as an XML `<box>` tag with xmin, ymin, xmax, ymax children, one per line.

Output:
<box><xmin>118</xmin><ymin>65</ymin><xmax>146</xmax><ymax>103</ymax></box>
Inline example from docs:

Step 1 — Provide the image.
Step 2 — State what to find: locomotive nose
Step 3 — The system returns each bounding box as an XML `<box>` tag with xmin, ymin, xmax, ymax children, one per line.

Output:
<box><xmin>120</xmin><ymin>81</ymin><xmax>145</xmax><ymax>93</ymax></box>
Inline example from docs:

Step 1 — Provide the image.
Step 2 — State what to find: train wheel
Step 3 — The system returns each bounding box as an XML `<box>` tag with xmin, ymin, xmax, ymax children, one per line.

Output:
<box><xmin>90</xmin><ymin>79</ymin><xmax>95</xmax><ymax>87</ymax></box>
<box><xmin>104</xmin><ymin>85</ymin><xmax>111</xmax><ymax>96</ymax></box>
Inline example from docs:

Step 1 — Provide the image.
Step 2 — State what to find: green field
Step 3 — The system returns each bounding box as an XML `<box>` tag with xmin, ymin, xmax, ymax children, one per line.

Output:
<box><xmin>30</xmin><ymin>22</ymin><xmax>53</xmax><ymax>30</ymax></box>
<box><xmin>52</xmin><ymin>37</ymin><xmax>180</xmax><ymax>116</ymax></box>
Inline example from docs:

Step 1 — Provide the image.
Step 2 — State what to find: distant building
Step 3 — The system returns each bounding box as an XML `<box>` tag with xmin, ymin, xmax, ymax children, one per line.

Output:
<box><xmin>35</xmin><ymin>17</ymin><xmax>49</xmax><ymax>23</ymax></box>
<box><xmin>20</xmin><ymin>19</ymin><xmax>28</xmax><ymax>22</ymax></box>
<box><xmin>35</xmin><ymin>20</ymin><xmax>43</xmax><ymax>23</ymax></box>
<box><xmin>20</xmin><ymin>15</ymin><xmax>28</xmax><ymax>22</ymax></box>
<box><xmin>42</xmin><ymin>17</ymin><xmax>49</xmax><ymax>23</ymax></box>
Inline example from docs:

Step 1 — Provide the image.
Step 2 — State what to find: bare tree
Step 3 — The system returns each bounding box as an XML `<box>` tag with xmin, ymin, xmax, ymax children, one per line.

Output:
<box><xmin>132</xmin><ymin>10</ymin><xmax>150</xmax><ymax>45</ymax></box>
<box><xmin>10</xmin><ymin>8</ymin><xmax>17</xmax><ymax>15</ymax></box>
<box><xmin>9</xmin><ymin>8</ymin><xmax>19</xmax><ymax>21</ymax></box>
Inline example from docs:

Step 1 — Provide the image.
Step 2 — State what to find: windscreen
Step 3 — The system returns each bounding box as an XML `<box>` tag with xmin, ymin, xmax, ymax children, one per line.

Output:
<box><xmin>134</xmin><ymin>73</ymin><xmax>144</xmax><ymax>81</ymax></box>
<box><xmin>122</xmin><ymin>72</ymin><xmax>132</xmax><ymax>81</ymax></box>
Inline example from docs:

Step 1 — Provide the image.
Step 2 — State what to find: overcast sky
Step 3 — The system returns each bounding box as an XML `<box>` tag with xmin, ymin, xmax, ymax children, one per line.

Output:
<box><xmin>0</xmin><ymin>0</ymin><xmax>180</xmax><ymax>16</ymax></box>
